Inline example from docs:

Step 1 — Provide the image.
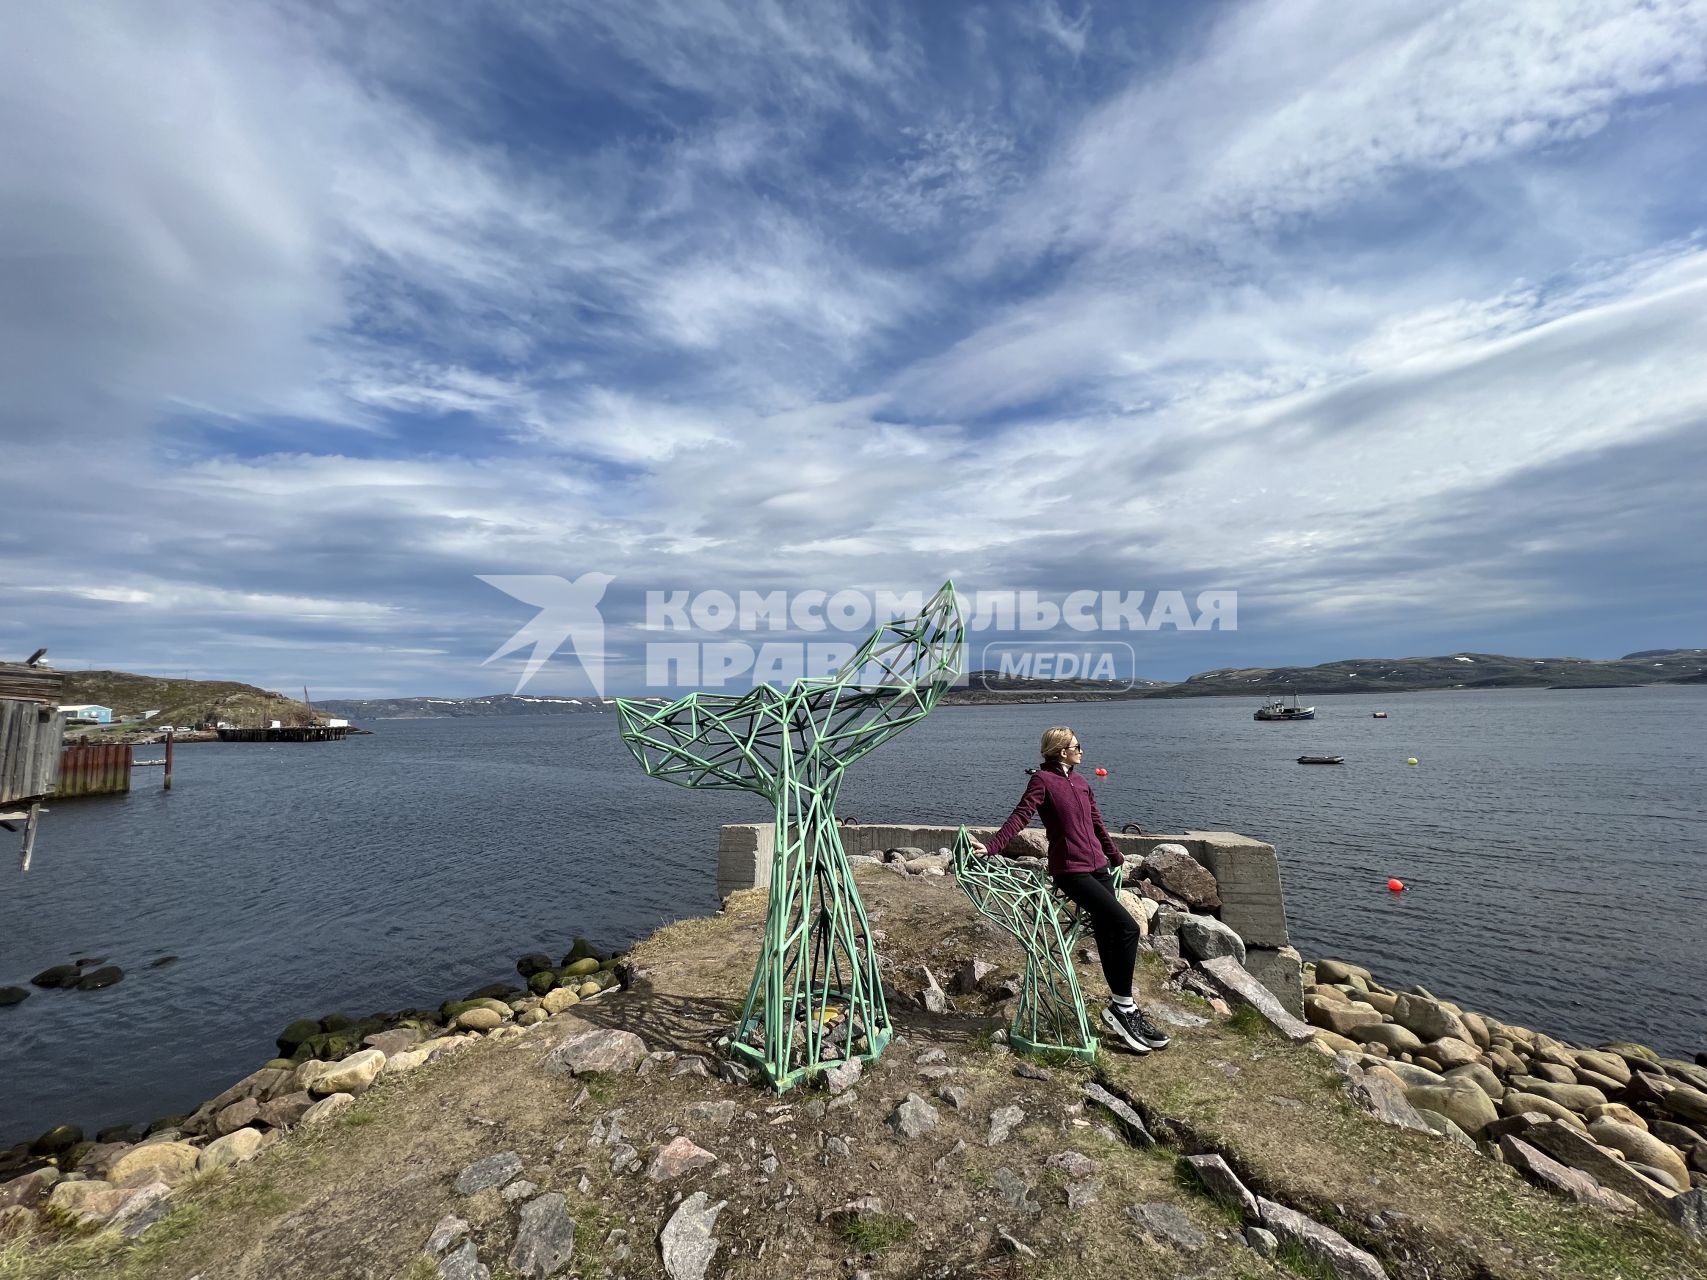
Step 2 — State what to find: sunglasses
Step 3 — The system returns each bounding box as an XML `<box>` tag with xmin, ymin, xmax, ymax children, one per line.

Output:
<box><xmin>1067</xmin><ymin>741</ymin><xmax>1083</xmax><ymax>751</ymax></box>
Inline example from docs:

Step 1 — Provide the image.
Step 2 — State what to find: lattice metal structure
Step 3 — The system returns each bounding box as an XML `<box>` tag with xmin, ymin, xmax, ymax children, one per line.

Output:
<box><xmin>951</xmin><ymin>825</ymin><xmax>1124</xmax><ymax>1060</ymax></box>
<box><xmin>616</xmin><ymin>582</ymin><xmax>965</xmax><ymax>1090</ymax></box>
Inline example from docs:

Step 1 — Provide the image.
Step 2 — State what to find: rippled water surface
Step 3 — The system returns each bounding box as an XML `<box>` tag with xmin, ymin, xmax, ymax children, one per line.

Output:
<box><xmin>2</xmin><ymin>686</ymin><xmax>1703</xmax><ymax>1145</ymax></box>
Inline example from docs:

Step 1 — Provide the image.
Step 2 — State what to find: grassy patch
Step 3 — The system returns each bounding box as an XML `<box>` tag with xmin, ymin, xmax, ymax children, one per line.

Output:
<box><xmin>835</xmin><ymin>1213</ymin><xmax>917</xmax><ymax>1252</ymax></box>
<box><xmin>401</xmin><ymin>1259</ymin><xmax>437</xmax><ymax>1280</ymax></box>
<box><xmin>1275</xmin><ymin>1238</ymin><xmax>1339</xmax><ymax>1279</ymax></box>
<box><xmin>1228</xmin><ymin>1003</ymin><xmax>1268</xmax><ymax>1037</ymax></box>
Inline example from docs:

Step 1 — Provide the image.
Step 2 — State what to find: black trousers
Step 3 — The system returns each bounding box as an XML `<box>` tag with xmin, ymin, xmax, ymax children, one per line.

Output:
<box><xmin>1053</xmin><ymin>869</ymin><xmax>1140</xmax><ymax>1000</ymax></box>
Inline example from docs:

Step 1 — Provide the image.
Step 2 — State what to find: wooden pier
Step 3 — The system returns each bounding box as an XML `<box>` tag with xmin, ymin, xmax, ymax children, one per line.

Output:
<box><xmin>2</xmin><ymin>654</ymin><xmax>66</xmax><ymax>871</ymax></box>
<box><xmin>215</xmin><ymin>725</ymin><xmax>354</xmax><ymax>743</ymax></box>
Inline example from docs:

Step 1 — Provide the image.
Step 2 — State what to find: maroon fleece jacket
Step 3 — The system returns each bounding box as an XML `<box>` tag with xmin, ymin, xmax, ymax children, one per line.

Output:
<box><xmin>984</xmin><ymin>761</ymin><xmax>1124</xmax><ymax>876</ymax></box>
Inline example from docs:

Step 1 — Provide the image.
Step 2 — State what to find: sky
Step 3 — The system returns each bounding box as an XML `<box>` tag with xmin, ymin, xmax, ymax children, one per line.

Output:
<box><xmin>2</xmin><ymin>0</ymin><xmax>1706</xmax><ymax>698</ymax></box>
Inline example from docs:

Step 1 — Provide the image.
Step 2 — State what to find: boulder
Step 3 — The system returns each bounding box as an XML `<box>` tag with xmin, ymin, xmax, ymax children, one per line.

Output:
<box><xmin>887</xmin><ymin>1094</ymin><xmax>940</xmax><ymax>1138</ymax></box>
<box><xmin>1414</xmin><ymin>1109</ymin><xmax>1476</xmax><ymax>1149</ymax></box>
<box><xmin>1124</xmin><ymin>1201</ymin><xmax>1204</xmax><ymax>1251</ymax></box>
<box><xmin>258</xmin><ymin>1092</ymin><xmax>316</xmax><ymax>1129</ymax></box>
<box><xmin>1525</xmin><ymin>1120</ymin><xmax>1677</xmax><ymax>1209</ymax></box>
<box><xmin>1313</xmin><ymin>959</ymin><xmax>1372</xmax><ymax>987</ymax></box>
<box><xmin>214</xmin><ymin>1098</ymin><xmax>262</xmax><ymax>1136</ymax></box>
<box><xmin>29</xmin><ymin>1124</ymin><xmax>82</xmax><ymax>1156</ymax></box>
<box><xmin>543</xmin><ymin>1028</ymin><xmax>648</xmax><ymax>1077</ymax></box>
<box><xmin>659</xmin><ymin>1191</ymin><xmax>725</xmax><ymax>1280</ymax></box>
<box><xmin>1460</xmin><ymin>1011</ymin><xmax>1490</xmax><ymax>1048</ymax></box>
<box><xmin>1499</xmin><ymin>1093</ymin><xmax>1588</xmax><ymax>1128</ymax></box>
<box><xmin>0</xmin><ymin>987</ymin><xmax>30</xmax><ymax>1007</ymax></box>
<box><xmin>987</xmin><ymin>1105</ymin><xmax>1025</xmax><ymax>1146</ymax></box>
<box><xmin>1177</xmin><ymin>915</ymin><xmax>1245</xmax><ymax>965</ymax></box>
<box><xmin>1404</xmin><ymin>1083</ymin><xmax>1497</xmax><ymax>1137</ymax></box>
<box><xmin>1335</xmin><ymin>1056</ymin><xmax>1430</xmax><ymax>1133</ymax></box>
<box><xmin>1390</xmin><ymin>994</ymin><xmax>1469</xmax><ymax>1044</ymax></box>
<box><xmin>1664</xmin><ymin>1085</ymin><xmax>1707</xmax><ymax>1126</ymax></box>
<box><xmin>516</xmin><ymin>953</ymin><xmax>555</xmax><ymax>978</ymax></box>
<box><xmin>1499</xmin><ymin>1136</ymin><xmax>1636</xmax><ymax>1214</ymax></box>
<box><xmin>457</xmin><ymin>1008</ymin><xmax>503</xmax><ymax>1032</ymax></box>
<box><xmin>1256</xmin><ymin>1197</ymin><xmax>1387</xmax><ymax>1280</ymax></box>
<box><xmin>1349</xmin><ymin>1023</ymin><xmax>1425</xmax><ymax>1056</ymax></box>
<box><xmin>509</xmin><ymin>1191</ymin><xmax>576</xmax><ymax>1278</ymax></box>
<box><xmin>561</xmin><ymin>958</ymin><xmax>601</xmax><ymax>978</ymax></box>
<box><xmin>1586</xmin><ymin>1102</ymin><xmax>1646</xmax><ymax>1130</ymax></box>
<box><xmin>647</xmin><ymin>1137</ymin><xmax>717</xmax><ymax>1182</ymax></box>
<box><xmin>1197</xmin><ymin>956</ymin><xmax>1312</xmax><ymax>1042</ymax></box>
<box><xmin>198</xmin><ymin>1128</ymin><xmax>263</xmax><ymax>1172</ymax></box>
<box><xmin>1305</xmin><ymin>997</ymin><xmax>1382</xmax><ymax>1038</ymax></box>
<box><xmin>542</xmin><ymin>988</ymin><xmax>581</xmax><ymax>1016</ymax></box>
<box><xmin>0</xmin><ymin>1168</ymin><xmax>59</xmax><ymax>1210</ymax></box>
<box><xmin>1574</xmin><ymin>1050</ymin><xmax>1632</xmax><ymax>1084</ymax></box>
<box><xmin>0</xmin><ymin>1205</ymin><xmax>34</xmax><ymax>1239</ymax></box>
<box><xmin>951</xmin><ymin>958</ymin><xmax>995</xmax><ymax>995</ymax></box>
<box><xmin>1428</xmin><ymin>1037</ymin><xmax>1480</xmax><ymax>1069</ymax></box>
<box><xmin>301</xmin><ymin>1093</ymin><xmax>354</xmax><ymax>1126</ymax></box>
<box><xmin>1383</xmin><ymin>1061</ymin><xmax>1446</xmax><ymax>1089</ymax></box>
<box><xmin>76</xmin><ymin>965</ymin><xmax>124</xmax><ymax>991</ymax></box>
<box><xmin>455</xmin><ymin>1151</ymin><xmax>522</xmax><ymax>1195</ymax></box>
<box><xmin>29</xmin><ymin>964</ymin><xmax>81</xmax><ymax>989</ymax></box>
<box><xmin>108</xmin><ymin>1141</ymin><xmax>199</xmax><ymax>1188</ymax></box>
<box><xmin>46</xmin><ymin>1179</ymin><xmax>136</xmax><ymax>1223</ymax></box>
<box><xmin>1513</xmin><ymin>1080</ymin><xmax>1607</xmax><ymax>1114</ymax></box>
<box><xmin>823</xmin><ymin>1056</ymin><xmax>862</xmax><ymax>1096</ymax></box>
<box><xmin>361</xmin><ymin>1028</ymin><xmax>423</xmax><ymax>1057</ymax></box>
<box><xmin>1443</xmin><ymin>1063</ymin><xmax>1504</xmax><ymax>1100</ymax></box>
<box><xmin>1588</xmin><ymin>1120</ymin><xmax>1690</xmax><ymax>1191</ymax></box>
<box><xmin>1141</xmin><ymin>845</ymin><xmax>1220</xmax><ymax>909</ymax></box>
<box><xmin>310</xmin><ymin>1050</ymin><xmax>386</xmax><ymax>1096</ymax></box>
<box><xmin>1184</xmin><ymin>1154</ymin><xmax>1259</xmax><ymax>1219</ymax></box>
<box><xmin>561</xmin><ymin>937</ymin><xmax>600</xmax><ymax>965</ymax></box>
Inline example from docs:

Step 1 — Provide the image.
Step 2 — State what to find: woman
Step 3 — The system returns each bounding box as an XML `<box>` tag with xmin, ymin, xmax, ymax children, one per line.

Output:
<box><xmin>972</xmin><ymin>726</ymin><xmax>1170</xmax><ymax>1054</ymax></box>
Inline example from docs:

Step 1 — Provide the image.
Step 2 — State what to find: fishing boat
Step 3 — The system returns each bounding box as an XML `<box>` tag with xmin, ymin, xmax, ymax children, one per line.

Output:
<box><xmin>1254</xmin><ymin>693</ymin><xmax>1315</xmax><ymax>721</ymax></box>
<box><xmin>1372</xmin><ymin>711</ymin><xmax>1389</xmax><ymax>719</ymax></box>
<box><xmin>1297</xmin><ymin>755</ymin><xmax>1344</xmax><ymax>765</ymax></box>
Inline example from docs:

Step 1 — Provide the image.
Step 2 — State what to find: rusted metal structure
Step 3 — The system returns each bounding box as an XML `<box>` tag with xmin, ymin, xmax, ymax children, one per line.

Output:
<box><xmin>1</xmin><ymin>654</ymin><xmax>66</xmax><ymax>871</ymax></box>
<box><xmin>55</xmin><ymin>743</ymin><xmax>134</xmax><ymax>798</ymax></box>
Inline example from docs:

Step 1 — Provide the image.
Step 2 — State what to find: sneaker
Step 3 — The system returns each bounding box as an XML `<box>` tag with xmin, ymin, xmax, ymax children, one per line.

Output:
<box><xmin>1130</xmin><ymin>1007</ymin><xmax>1171</xmax><ymax>1051</ymax></box>
<box><xmin>1099</xmin><ymin>1003</ymin><xmax>1151</xmax><ymax>1054</ymax></box>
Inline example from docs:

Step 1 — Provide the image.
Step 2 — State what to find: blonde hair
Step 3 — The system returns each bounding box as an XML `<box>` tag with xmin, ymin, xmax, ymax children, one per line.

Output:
<box><xmin>1040</xmin><ymin>726</ymin><xmax>1076</xmax><ymax>763</ymax></box>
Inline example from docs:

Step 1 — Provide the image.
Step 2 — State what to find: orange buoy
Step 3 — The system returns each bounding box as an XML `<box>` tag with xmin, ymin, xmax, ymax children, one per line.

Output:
<box><xmin>1094</xmin><ymin>767</ymin><xmax>1107</xmax><ymax>777</ymax></box>
<box><xmin>1387</xmin><ymin>878</ymin><xmax>1405</xmax><ymax>893</ymax></box>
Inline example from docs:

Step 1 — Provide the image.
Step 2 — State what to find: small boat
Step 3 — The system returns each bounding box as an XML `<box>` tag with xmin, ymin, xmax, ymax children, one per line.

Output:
<box><xmin>1372</xmin><ymin>711</ymin><xmax>1388</xmax><ymax>719</ymax></box>
<box><xmin>1254</xmin><ymin>693</ymin><xmax>1315</xmax><ymax>721</ymax></box>
<box><xmin>1297</xmin><ymin>755</ymin><xmax>1344</xmax><ymax>765</ymax></box>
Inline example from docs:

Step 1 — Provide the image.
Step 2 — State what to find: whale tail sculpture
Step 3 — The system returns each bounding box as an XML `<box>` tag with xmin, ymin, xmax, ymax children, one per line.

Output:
<box><xmin>616</xmin><ymin>582</ymin><xmax>964</xmax><ymax>1089</ymax></box>
<box><xmin>951</xmin><ymin>826</ymin><xmax>1122</xmax><ymax>1060</ymax></box>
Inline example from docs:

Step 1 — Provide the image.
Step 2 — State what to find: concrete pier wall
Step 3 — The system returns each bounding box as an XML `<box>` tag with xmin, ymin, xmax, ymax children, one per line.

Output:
<box><xmin>716</xmin><ymin>820</ymin><xmax>1302</xmax><ymax>1014</ymax></box>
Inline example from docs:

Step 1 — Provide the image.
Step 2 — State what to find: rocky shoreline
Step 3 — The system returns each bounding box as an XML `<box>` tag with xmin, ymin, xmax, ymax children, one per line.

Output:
<box><xmin>2</xmin><ymin>844</ymin><xmax>1704</xmax><ymax>1273</ymax></box>
<box><xmin>1299</xmin><ymin>956</ymin><xmax>1707</xmax><ymax>1231</ymax></box>
<box><xmin>0</xmin><ymin>936</ymin><xmax>629</xmax><ymax>1242</ymax></box>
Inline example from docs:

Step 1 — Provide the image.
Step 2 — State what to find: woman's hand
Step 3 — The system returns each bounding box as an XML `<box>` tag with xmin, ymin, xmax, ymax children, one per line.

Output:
<box><xmin>969</xmin><ymin>838</ymin><xmax>989</xmax><ymax>855</ymax></box>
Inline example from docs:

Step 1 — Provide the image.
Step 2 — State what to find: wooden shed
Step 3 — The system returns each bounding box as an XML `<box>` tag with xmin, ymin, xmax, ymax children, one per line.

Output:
<box><xmin>1</xmin><ymin>657</ymin><xmax>66</xmax><ymax>870</ymax></box>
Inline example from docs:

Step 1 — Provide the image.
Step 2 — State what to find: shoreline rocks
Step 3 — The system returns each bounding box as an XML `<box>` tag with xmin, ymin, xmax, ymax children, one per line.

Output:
<box><xmin>1303</xmin><ymin>954</ymin><xmax>1707</xmax><ymax>1237</ymax></box>
<box><xmin>0</xmin><ymin>935</ymin><xmax>634</xmax><ymax>1240</ymax></box>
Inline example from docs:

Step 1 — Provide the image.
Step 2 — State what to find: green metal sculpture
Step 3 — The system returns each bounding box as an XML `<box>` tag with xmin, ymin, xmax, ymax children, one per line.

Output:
<box><xmin>616</xmin><ymin>582</ymin><xmax>965</xmax><ymax>1090</ymax></box>
<box><xmin>951</xmin><ymin>826</ymin><xmax>1124</xmax><ymax>1060</ymax></box>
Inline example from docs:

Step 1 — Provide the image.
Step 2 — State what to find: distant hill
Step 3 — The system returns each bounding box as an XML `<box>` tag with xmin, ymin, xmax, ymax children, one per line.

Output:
<box><xmin>61</xmin><ymin>671</ymin><xmax>317</xmax><ymax>728</ymax></box>
<box><xmin>311</xmin><ymin>694</ymin><xmax>614</xmax><ymax>719</ymax></box>
<box><xmin>1155</xmin><ymin>648</ymin><xmax>1707</xmax><ymax>697</ymax></box>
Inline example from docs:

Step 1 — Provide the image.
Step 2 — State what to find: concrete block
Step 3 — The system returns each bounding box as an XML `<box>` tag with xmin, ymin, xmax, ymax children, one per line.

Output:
<box><xmin>1244</xmin><ymin>946</ymin><xmax>1304</xmax><ymax>1017</ymax></box>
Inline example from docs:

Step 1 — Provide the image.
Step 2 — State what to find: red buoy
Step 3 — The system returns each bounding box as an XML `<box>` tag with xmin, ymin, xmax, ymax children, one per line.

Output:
<box><xmin>1094</xmin><ymin>767</ymin><xmax>1108</xmax><ymax>777</ymax></box>
<box><xmin>1387</xmin><ymin>878</ymin><xmax>1405</xmax><ymax>893</ymax></box>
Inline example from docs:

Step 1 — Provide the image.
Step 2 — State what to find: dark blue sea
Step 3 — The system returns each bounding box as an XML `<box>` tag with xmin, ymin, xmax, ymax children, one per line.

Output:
<box><xmin>2</xmin><ymin>686</ymin><xmax>1703</xmax><ymax>1147</ymax></box>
